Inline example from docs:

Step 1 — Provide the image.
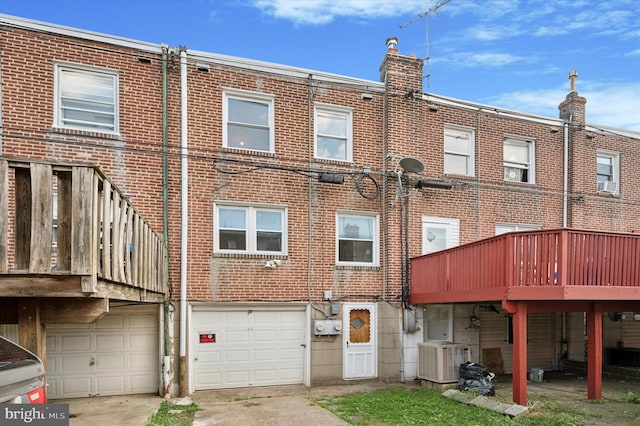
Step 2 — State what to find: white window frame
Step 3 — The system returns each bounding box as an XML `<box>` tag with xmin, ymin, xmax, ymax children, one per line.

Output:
<box><xmin>444</xmin><ymin>125</ymin><xmax>475</xmax><ymax>176</ymax></box>
<box><xmin>314</xmin><ymin>103</ymin><xmax>353</xmax><ymax>162</ymax></box>
<box><xmin>596</xmin><ymin>150</ymin><xmax>620</xmax><ymax>194</ymax></box>
<box><xmin>336</xmin><ymin>212</ymin><xmax>379</xmax><ymax>267</ymax></box>
<box><xmin>222</xmin><ymin>89</ymin><xmax>275</xmax><ymax>153</ymax></box>
<box><xmin>54</xmin><ymin>63</ymin><xmax>119</xmax><ymax>133</ymax></box>
<box><xmin>424</xmin><ymin>304</ymin><xmax>453</xmax><ymax>342</ymax></box>
<box><xmin>421</xmin><ymin>216</ymin><xmax>460</xmax><ymax>255</ymax></box>
<box><xmin>503</xmin><ymin>137</ymin><xmax>535</xmax><ymax>184</ymax></box>
<box><xmin>214</xmin><ymin>202</ymin><xmax>287</xmax><ymax>255</ymax></box>
<box><xmin>495</xmin><ymin>223</ymin><xmax>541</xmax><ymax>235</ymax></box>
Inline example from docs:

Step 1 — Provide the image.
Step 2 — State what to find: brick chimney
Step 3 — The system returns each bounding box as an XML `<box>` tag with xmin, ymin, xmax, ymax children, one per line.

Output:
<box><xmin>379</xmin><ymin>37</ymin><xmax>423</xmax><ymax>93</ymax></box>
<box><xmin>558</xmin><ymin>70</ymin><xmax>587</xmax><ymax>125</ymax></box>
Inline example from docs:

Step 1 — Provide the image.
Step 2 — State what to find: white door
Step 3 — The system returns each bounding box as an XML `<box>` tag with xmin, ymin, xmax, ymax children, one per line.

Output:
<box><xmin>46</xmin><ymin>305</ymin><xmax>159</xmax><ymax>399</ymax></box>
<box><xmin>192</xmin><ymin>306</ymin><xmax>305</xmax><ymax>390</ymax></box>
<box><xmin>343</xmin><ymin>303</ymin><xmax>377</xmax><ymax>379</ymax></box>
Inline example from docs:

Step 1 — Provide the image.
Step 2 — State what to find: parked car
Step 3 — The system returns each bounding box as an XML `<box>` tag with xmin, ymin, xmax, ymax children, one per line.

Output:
<box><xmin>0</xmin><ymin>336</ymin><xmax>46</xmax><ymax>404</ymax></box>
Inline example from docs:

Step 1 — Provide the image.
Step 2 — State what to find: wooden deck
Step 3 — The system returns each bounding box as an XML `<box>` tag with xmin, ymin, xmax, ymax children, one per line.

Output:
<box><xmin>410</xmin><ymin>228</ymin><xmax>640</xmax><ymax>405</ymax></box>
<box><xmin>410</xmin><ymin>228</ymin><xmax>640</xmax><ymax>305</ymax></box>
<box><xmin>0</xmin><ymin>157</ymin><xmax>168</xmax><ymax>305</ymax></box>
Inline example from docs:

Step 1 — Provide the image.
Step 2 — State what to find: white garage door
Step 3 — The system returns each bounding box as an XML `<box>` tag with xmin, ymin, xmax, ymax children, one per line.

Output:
<box><xmin>193</xmin><ymin>306</ymin><xmax>305</xmax><ymax>390</ymax></box>
<box><xmin>46</xmin><ymin>305</ymin><xmax>159</xmax><ymax>399</ymax></box>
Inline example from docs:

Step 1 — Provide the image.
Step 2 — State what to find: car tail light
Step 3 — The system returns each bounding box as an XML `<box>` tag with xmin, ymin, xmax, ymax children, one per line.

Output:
<box><xmin>27</xmin><ymin>387</ymin><xmax>46</xmax><ymax>404</ymax></box>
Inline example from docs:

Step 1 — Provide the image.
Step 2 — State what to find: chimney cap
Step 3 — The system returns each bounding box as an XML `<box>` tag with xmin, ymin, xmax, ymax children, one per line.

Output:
<box><xmin>569</xmin><ymin>69</ymin><xmax>578</xmax><ymax>92</ymax></box>
<box><xmin>385</xmin><ymin>37</ymin><xmax>399</xmax><ymax>50</ymax></box>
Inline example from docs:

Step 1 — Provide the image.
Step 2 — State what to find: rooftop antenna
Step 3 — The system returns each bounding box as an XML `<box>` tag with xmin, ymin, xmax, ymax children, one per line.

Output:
<box><xmin>400</xmin><ymin>0</ymin><xmax>453</xmax><ymax>87</ymax></box>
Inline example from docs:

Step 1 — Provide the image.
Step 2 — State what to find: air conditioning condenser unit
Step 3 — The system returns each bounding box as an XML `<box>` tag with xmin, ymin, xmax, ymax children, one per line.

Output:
<box><xmin>417</xmin><ymin>342</ymin><xmax>471</xmax><ymax>383</ymax></box>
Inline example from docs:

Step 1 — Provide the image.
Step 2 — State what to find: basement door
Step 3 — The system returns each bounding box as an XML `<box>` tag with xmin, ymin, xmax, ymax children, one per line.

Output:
<box><xmin>343</xmin><ymin>303</ymin><xmax>377</xmax><ymax>379</ymax></box>
<box><xmin>192</xmin><ymin>306</ymin><xmax>305</xmax><ymax>390</ymax></box>
<box><xmin>46</xmin><ymin>305</ymin><xmax>159</xmax><ymax>399</ymax></box>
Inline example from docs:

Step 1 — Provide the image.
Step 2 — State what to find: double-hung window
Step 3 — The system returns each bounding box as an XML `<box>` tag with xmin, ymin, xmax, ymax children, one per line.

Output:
<box><xmin>596</xmin><ymin>151</ymin><xmax>619</xmax><ymax>193</ymax></box>
<box><xmin>336</xmin><ymin>212</ymin><xmax>379</xmax><ymax>266</ymax></box>
<box><xmin>503</xmin><ymin>138</ymin><xmax>535</xmax><ymax>183</ymax></box>
<box><xmin>55</xmin><ymin>64</ymin><xmax>118</xmax><ymax>133</ymax></box>
<box><xmin>444</xmin><ymin>126</ymin><xmax>475</xmax><ymax>176</ymax></box>
<box><xmin>215</xmin><ymin>204</ymin><xmax>286</xmax><ymax>254</ymax></box>
<box><xmin>315</xmin><ymin>104</ymin><xmax>353</xmax><ymax>162</ymax></box>
<box><xmin>223</xmin><ymin>90</ymin><xmax>274</xmax><ymax>153</ymax></box>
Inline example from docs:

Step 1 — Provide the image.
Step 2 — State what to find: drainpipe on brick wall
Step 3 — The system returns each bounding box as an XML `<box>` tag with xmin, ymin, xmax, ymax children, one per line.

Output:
<box><xmin>305</xmin><ymin>73</ymin><xmax>314</xmax><ymax>388</ymax></box>
<box><xmin>306</xmin><ymin>74</ymin><xmax>314</xmax><ymax>303</ymax></box>
<box><xmin>161</xmin><ymin>44</ymin><xmax>173</xmax><ymax>399</ymax></box>
<box><xmin>178</xmin><ymin>47</ymin><xmax>189</xmax><ymax>397</ymax></box>
<box><xmin>562</xmin><ymin>120</ymin><xmax>569</xmax><ymax>227</ymax></box>
<box><xmin>0</xmin><ymin>46</ymin><xmax>3</xmax><ymax>156</ymax></box>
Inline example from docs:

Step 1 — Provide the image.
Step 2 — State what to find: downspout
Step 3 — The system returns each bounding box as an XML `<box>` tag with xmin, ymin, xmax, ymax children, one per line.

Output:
<box><xmin>562</xmin><ymin>120</ymin><xmax>569</xmax><ymax>227</ymax></box>
<box><xmin>306</xmin><ymin>74</ymin><xmax>313</xmax><ymax>303</ymax></box>
<box><xmin>178</xmin><ymin>47</ymin><xmax>189</xmax><ymax>396</ymax></box>
<box><xmin>160</xmin><ymin>44</ymin><xmax>172</xmax><ymax>398</ymax></box>
<box><xmin>0</xmin><ymin>40</ymin><xmax>3</xmax><ymax>156</ymax></box>
<box><xmin>561</xmin><ymin>117</ymin><xmax>570</xmax><ymax>369</ymax></box>
<box><xmin>305</xmin><ymin>74</ymin><xmax>314</xmax><ymax>388</ymax></box>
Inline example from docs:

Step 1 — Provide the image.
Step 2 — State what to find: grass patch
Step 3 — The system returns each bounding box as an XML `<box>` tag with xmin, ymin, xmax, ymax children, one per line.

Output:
<box><xmin>147</xmin><ymin>401</ymin><xmax>199</xmax><ymax>426</ymax></box>
<box><xmin>313</xmin><ymin>387</ymin><xmax>588</xmax><ymax>425</ymax></box>
<box><xmin>627</xmin><ymin>391</ymin><xmax>640</xmax><ymax>404</ymax></box>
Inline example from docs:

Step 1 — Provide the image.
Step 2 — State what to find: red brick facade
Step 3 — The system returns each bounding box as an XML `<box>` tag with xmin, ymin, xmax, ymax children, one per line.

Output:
<box><xmin>2</xmin><ymin>15</ymin><xmax>640</xmax><ymax>395</ymax></box>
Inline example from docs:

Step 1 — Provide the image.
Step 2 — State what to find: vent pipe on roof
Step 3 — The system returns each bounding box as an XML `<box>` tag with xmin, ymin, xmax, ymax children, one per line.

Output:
<box><xmin>385</xmin><ymin>36</ymin><xmax>399</xmax><ymax>53</ymax></box>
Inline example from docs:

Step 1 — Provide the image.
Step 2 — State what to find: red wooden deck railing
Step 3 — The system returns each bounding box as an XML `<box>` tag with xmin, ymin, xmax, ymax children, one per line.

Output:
<box><xmin>410</xmin><ymin>229</ymin><xmax>640</xmax><ymax>304</ymax></box>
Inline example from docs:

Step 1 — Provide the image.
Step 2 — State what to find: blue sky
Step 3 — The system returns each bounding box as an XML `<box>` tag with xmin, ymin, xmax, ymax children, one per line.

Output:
<box><xmin>2</xmin><ymin>0</ymin><xmax>640</xmax><ymax>130</ymax></box>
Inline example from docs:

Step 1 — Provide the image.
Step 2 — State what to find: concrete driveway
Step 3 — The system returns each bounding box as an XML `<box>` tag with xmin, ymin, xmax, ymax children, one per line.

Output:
<box><xmin>58</xmin><ymin>383</ymin><xmax>385</xmax><ymax>425</ymax></box>
<box><xmin>58</xmin><ymin>376</ymin><xmax>640</xmax><ymax>425</ymax></box>
<box><xmin>191</xmin><ymin>389</ymin><xmax>349</xmax><ymax>426</ymax></box>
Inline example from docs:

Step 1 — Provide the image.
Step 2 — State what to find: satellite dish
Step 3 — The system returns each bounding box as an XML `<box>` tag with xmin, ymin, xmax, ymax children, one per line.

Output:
<box><xmin>399</xmin><ymin>157</ymin><xmax>424</xmax><ymax>174</ymax></box>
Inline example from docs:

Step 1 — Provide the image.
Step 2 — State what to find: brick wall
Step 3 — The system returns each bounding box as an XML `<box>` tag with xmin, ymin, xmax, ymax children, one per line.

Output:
<box><xmin>0</xmin><ymin>26</ymin><xmax>166</xmax><ymax>233</ymax></box>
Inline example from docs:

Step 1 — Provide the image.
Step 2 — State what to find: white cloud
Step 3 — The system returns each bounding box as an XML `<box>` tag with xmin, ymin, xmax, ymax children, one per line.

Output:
<box><xmin>251</xmin><ymin>0</ymin><xmax>425</xmax><ymax>25</ymax></box>
<box><xmin>435</xmin><ymin>51</ymin><xmax>525</xmax><ymax>68</ymax></box>
<box><xmin>486</xmin><ymin>82</ymin><xmax>640</xmax><ymax>132</ymax></box>
<box><xmin>581</xmin><ymin>82</ymin><xmax>640</xmax><ymax>131</ymax></box>
<box><xmin>469</xmin><ymin>24</ymin><xmax>520</xmax><ymax>41</ymax></box>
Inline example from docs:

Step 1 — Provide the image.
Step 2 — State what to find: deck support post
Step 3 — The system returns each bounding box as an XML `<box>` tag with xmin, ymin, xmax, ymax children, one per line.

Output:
<box><xmin>18</xmin><ymin>298</ymin><xmax>45</xmax><ymax>363</ymax></box>
<box><xmin>511</xmin><ymin>301</ymin><xmax>528</xmax><ymax>406</ymax></box>
<box><xmin>587</xmin><ymin>303</ymin><xmax>603</xmax><ymax>400</ymax></box>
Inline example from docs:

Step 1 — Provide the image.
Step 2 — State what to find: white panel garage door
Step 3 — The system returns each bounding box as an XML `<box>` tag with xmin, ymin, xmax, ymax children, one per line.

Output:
<box><xmin>193</xmin><ymin>306</ymin><xmax>305</xmax><ymax>390</ymax></box>
<box><xmin>46</xmin><ymin>305</ymin><xmax>159</xmax><ymax>399</ymax></box>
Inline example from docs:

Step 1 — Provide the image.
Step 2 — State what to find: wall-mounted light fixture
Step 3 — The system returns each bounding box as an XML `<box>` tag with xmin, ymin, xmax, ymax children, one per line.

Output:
<box><xmin>264</xmin><ymin>259</ymin><xmax>282</xmax><ymax>269</ymax></box>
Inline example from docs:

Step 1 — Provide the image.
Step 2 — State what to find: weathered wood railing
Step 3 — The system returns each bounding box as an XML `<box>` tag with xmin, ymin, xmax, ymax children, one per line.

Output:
<box><xmin>0</xmin><ymin>158</ymin><xmax>167</xmax><ymax>297</ymax></box>
<box><xmin>410</xmin><ymin>229</ymin><xmax>640</xmax><ymax>304</ymax></box>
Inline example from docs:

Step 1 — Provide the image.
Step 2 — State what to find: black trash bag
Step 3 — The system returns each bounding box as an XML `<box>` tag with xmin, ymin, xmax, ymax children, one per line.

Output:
<box><xmin>459</xmin><ymin>362</ymin><xmax>491</xmax><ymax>380</ymax></box>
<box><xmin>458</xmin><ymin>362</ymin><xmax>495</xmax><ymax>396</ymax></box>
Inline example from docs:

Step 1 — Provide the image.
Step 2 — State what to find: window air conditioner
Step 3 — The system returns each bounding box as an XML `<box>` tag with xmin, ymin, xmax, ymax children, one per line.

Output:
<box><xmin>597</xmin><ymin>181</ymin><xmax>617</xmax><ymax>193</ymax></box>
<box><xmin>417</xmin><ymin>342</ymin><xmax>471</xmax><ymax>383</ymax></box>
<box><xmin>504</xmin><ymin>166</ymin><xmax>523</xmax><ymax>182</ymax></box>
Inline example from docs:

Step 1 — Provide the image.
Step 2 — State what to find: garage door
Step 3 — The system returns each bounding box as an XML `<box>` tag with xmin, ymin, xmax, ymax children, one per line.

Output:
<box><xmin>193</xmin><ymin>306</ymin><xmax>305</xmax><ymax>390</ymax></box>
<box><xmin>46</xmin><ymin>305</ymin><xmax>159</xmax><ymax>399</ymax></box>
